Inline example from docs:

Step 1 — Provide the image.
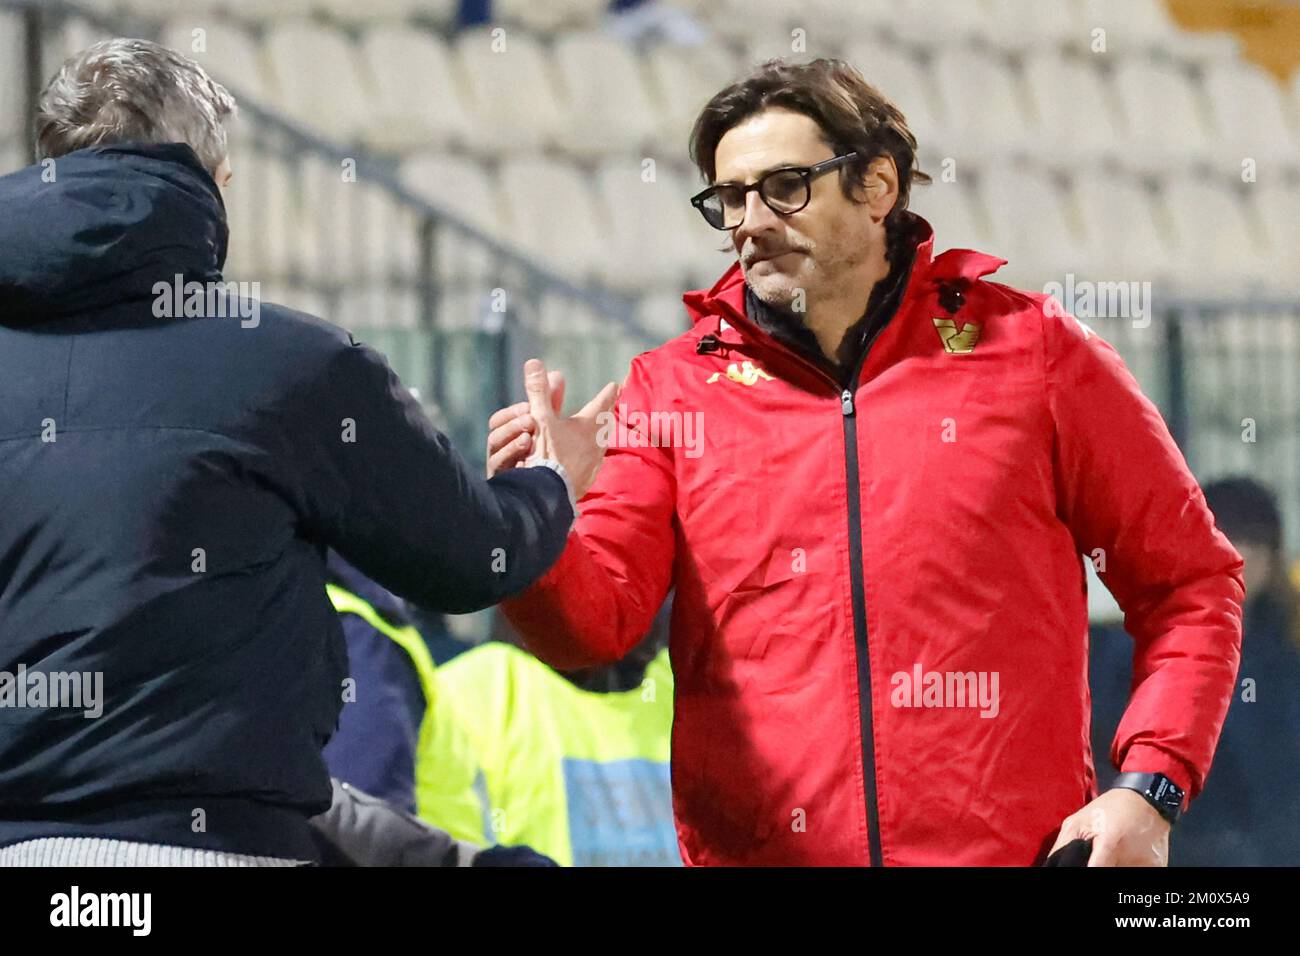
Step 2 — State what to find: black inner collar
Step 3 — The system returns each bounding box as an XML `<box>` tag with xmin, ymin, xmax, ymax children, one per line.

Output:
<box><xmin>743</xmin><ymin>216</ymin><xmax>924</xmax><ymax>386</ymax></box>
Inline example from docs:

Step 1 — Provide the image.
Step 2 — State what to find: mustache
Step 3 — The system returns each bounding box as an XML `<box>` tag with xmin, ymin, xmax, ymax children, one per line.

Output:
<box><xmin>740</xmin><ymin>237</ymin><xmax>814</xmax><ymax>267</ymax></box>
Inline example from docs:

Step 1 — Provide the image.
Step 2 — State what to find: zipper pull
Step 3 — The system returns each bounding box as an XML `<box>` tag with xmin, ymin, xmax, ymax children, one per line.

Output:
<box><xmin>841</xmin><ymin>389</ymin><xmax>854</xmax><ymax>416</ymax></box>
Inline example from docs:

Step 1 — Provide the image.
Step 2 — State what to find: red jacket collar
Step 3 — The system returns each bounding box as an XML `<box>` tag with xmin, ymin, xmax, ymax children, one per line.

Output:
<box><xmin>681</xmin><ymin>214</ymin><xmax>1007</xmax><ymax>334</ymax></box>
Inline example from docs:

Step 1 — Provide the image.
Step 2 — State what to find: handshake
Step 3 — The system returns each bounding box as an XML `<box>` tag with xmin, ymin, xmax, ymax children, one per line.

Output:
<box><xmin>485</xmin><ymin>358</ymin><xmax>621</xmax><ymax>501</ymax></box>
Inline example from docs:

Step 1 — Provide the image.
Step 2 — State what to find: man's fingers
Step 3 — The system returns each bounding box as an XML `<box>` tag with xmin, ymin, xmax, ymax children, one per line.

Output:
<box><xmin>1086</xmin><ymin>833</ymin><xmax>1118</xmax><ymax>867</ymax></box>
<box><xmin>548</xmin><ymin>370</ymin><xmax>566</xmax><ymax>416</ymax></box>
<box><xmin>1048</xmin><ymin>819</ymin><xmax>1079</xmax><ymax>857</ymax></box>
<box><xmin>576</xmin><ymin>381</ymin><xmax>621</xmax><ymax>420</ymax></box>
<box><xmin>524</xmin><ymin>358</ymin><xmax>554</xmax><ymax>423</ymax></box>
<box><xmin>488</xmin><ymin>400</ymin><xmax>531</xmax><ymax>432</ymax></box>
<box><xmin>487</xmin><ymin>432</ymin><xmax>532</xmax><ymax>477</ymax></box>
<box><xmin>487</xmin><ymin>415</ymin><xmax>535</xmax><ymax>455</ymax></box>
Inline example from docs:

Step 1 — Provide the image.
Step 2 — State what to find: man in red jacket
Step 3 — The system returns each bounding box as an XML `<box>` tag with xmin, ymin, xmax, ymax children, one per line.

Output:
<box><xmin>486</xmin><ymin>58</ymin><xmax>1244</xmax><ymax>866</ymax></box>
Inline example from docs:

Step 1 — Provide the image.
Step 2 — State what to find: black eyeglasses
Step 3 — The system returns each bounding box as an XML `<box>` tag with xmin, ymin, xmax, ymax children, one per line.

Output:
<box><xmin>690</xmin><ymin>152</ymin><xmax>861</xmax><ymax>231</ymax></box>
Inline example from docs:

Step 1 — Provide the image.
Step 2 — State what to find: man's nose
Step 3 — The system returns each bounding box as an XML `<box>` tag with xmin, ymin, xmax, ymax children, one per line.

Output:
<box><xmin>734</xmin><ymin>188</ymin><xmax>782</xmax><ymax>245</ymax></box>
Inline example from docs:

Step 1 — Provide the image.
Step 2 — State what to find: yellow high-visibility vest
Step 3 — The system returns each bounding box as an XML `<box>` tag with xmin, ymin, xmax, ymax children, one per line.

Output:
<box><xmin>328</xmin><ymin>584</ymin><xmax>678</xmax><ymax>866</ymax></box>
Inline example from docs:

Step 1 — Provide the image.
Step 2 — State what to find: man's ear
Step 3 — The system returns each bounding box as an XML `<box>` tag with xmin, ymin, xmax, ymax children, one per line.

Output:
<box><xmin>861</xmin><ymin>155</ymin><xmax>899</xmax><ymax>222</ymax></box>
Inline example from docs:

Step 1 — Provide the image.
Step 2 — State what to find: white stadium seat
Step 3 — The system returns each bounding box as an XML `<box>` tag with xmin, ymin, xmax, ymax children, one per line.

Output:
<box><xmin>497</xmin><ymin>158</ymin><xmax>611</xmax><ymax>284</ymax></box>
<box><xmin>264</xmin><ymin>21</ymin><xmax>372</xmax><ymax>143</ymax></box>
<box><xmin>930</xmin><ymin>47</ymin><xmax>1035</xmax><ymax>162</ymax></box>
<box><xmin>982</xmin><ymin>0</ymin><xmax>1085</xmax><ymax>48</ymax></box>
<box><xmin>1071</xmin><ymin>170</ymin><xmax>1173</xmax><ymax>287</ymax></box>
<box><xmin>1077</xmin><ymin>0</ymin><xmax>1239</xmax><ymax>62</ymax></box>
<box><xmin>644</xmin><ymin>43</ymin><xmax>740</xmax><ymax>156</ymax></box>
<box><xmin>910</xmin><ymin>177</ymin><xmax>988</xmax><ymax>259</ymax></box>
<box><xmin>454</xmin><ymin>28</ymin><xmax>565</xmax><ymax>156</ymax></box>
<box><xmin>319</xmin><ymin>0</ymin><xmax>457</xmax><ymax>27</ymax></box>
<box><xmin>844</xmin><ymin>41</ymin><xmax>944</xmax><ymax>154</ymax></box>
<box><xmin>1111</xmin><ymin>59</ymin><xmax>1216</xmax><ymax>173</ymax></box>
<box><xmin>553</xmin><ymin>32</ymin><xmax>663</xmax><ymax>157</ymax></box>
<box><xmin>1160</xmin><ymin>176</ymin><xmax>1273</xmax><ymax>295</ymax></box>
<box><xmin>359</xmin><ymin>26</ymin><xmax>475</xmax><ymax>154</ymax></box>
<box><xmin>1254</xmin><ymin>180</ymin><xmax>1300</xmax><ymax>279</ymax></box>
<box><xmin>1202</xmin><ymin>60</ymin><xmax>1298</xmax><ymax>173</ymax></box>
<box><xmin>592</xmin><ymin>158</ymin><xmax>700</xmax><ymax>292</ymax></box>
<box><xmin>977</xmin><ymin>164</ymin><xmax>1084</xmax><ymax>289</ymax></box>
<box><xmin>160</xmin><ymin>20</ymin><xmax>272</xmax><ymax>103</ymax></box>
<box><xmin>1021</xmin><ymin>51</ymin><xmax>1125</xmax><ymax>168</ymax></box>
<box><xmin>637</xmin><ymin>290</ymin><xmax>694</xmax><ymax>341</ymax></box>
<box><xmin>401</xmin><ymin>152</ymin><xmax>504</xmax><ymax>284</ymax></box>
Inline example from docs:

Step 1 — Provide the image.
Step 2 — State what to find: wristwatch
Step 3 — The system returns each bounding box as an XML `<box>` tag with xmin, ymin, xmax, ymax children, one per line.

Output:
<box><xmin>1110</xmin><ymin>772</ymin><xmax>1185</xmax><ymax>825</ymax></box>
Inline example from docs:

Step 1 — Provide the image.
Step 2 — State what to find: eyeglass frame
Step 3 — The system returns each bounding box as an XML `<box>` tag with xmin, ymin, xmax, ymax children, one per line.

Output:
<box><xmin>689</xmin><ymin>151</ymin><xmax>863</xmax><ymax>231</ymax></box>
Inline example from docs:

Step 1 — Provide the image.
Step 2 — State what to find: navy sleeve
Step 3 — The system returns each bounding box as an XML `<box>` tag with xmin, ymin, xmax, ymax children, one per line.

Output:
<box><xmin>296</xmin><ymin>337</ymin><xmax>574</xmax><ymax>613</ymax></box>
<box><xmin>322</xmin><ymin>611</ymin><xmax>423</xmax><ymax>813</ymax></box>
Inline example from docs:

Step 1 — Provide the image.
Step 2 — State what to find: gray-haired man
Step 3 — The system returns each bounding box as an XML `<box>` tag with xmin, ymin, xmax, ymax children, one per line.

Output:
<box><xmin>0</xmin><ymin>38</ymin><xmax>614</xmax><ymax>866</ymax></box>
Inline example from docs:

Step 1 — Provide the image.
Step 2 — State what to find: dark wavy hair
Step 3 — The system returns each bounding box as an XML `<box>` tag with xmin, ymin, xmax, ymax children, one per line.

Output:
<box><xmin>689</xmin><ymin>57</ymin><xmax>930</xmax><ymax>263</ymax></box>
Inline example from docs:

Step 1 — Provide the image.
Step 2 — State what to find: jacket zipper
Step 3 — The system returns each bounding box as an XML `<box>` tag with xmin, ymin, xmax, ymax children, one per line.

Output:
<box><xmin>840</xmin><ymin>347</ymin><xmax>883</xmax><ymax>868</ymax></box>
<box><xmin>710</xmin><ymin>304</ymin><xmax>890</xmax><ymax>867</ymax></box>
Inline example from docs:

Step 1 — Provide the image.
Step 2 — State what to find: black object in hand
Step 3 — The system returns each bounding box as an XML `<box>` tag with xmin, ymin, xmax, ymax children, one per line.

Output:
<box><xmin>1043</xmin><ymin>838</ymin><xmax>1092</xmax><ymax>867</ymax></box>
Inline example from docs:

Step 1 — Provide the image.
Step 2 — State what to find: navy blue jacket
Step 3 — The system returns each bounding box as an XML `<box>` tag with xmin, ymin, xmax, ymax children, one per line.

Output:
<box><xmin>0</xmin><ymin>143</ymin><xmax>573</xmax><ymax>860</ymax></box>
<box><xmin>322</xmin><ymin>552</ymin><xmax>430</xmax><ymax>814</ymax></box>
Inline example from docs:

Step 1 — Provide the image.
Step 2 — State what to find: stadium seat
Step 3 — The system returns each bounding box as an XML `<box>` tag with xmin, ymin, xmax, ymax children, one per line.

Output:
<box><xmin>1077</xmin><ymin>0</ymin><xmax>1239</xmax><ymax>62</ymax></box>
<box><xmin>592</xmin><ymin>158</ymin><xmax>699</xmax><ymax>292</ymax></box>
<box><xmin>359</xmin><ymin>26</ymin><xmax>474</xmax><ymax>154</ymax></box>
<box><xmin>930</xmin><ymin>47</ymin><xmax>1035</xmax><ymax>162</ymax></box>
<box><xmin>211</xmin><ymin>0</ymin><xmax>317</xmax><ymax>24</ymax></box>
<box><xmin>454</xmin><ymin>28</ymin><xmax>565</xmax><ymax>156</ymax></box>
<box><xmin>160</xmin><ymin>20</ymin><xmax>273</xmax><ymax>103</ymax></box>
<box><xmin>981</xmin><ymin>0</ymin><xmax>1084</xmax><ymax>49</ymax></box>
<box><xmin>401</xmin><ymin>152</ymin><xmax>505</xmax><ymax>284</ymax></box>
<box><xmin>891</xmin><ymin>0</ymin><xmax>991</xmax><ymax>48</ymax></box>
<box><xmin>222</xmin><ymin>149</ymin><xmax>322</xmax><ymax>282</ymax></box>
<box><xmin>977</xmin><ymin>164</ymin><xmax>1082</xmax><ymax>289</ymax></box>
<box><xmin>0</xmin><ymin>8</ymin><xmax>22</xmax><ymax>147</ymax></box>
<box><xmin>1070</xmin><ymin>169</ymin><xmax>1172</xmax><ymax>286</ymax></box>
<box><xmin>1111</xmin><ymin>59</ymin><xmax>1215</xmax><ymax>173</ymax></box>
<box><xmin>552</xmin><ymin>32</ymin><xmax>662</xmax><ymax>157</ymax></box>
<box><xmin>643</xmin><ymin>42</ymin><xmax>740</xmax><ymax>155</ymax></box>
<box><xmin>701</xmin><ymin>0</ymin><xmax>803</xmax><ymax>44</ymax></box>
<box><xmin>334</xmin><ymin>283</ymin><xmax>422</xmax><ymax>331</ymax></box>
<box><xmin>909</xmin><ymin>178</ymin><xmax>988</xmax><ymax>259</ymax></box>
<box><xmin>1254</xmin><ymin>180</ymin><xmax>1300</xmax><ymax>279</ymax></box>
<box><xmin>1202</xmin><ymin>60</ymin><xmax>1298</xmax><ymax>173</ymax></box>
<box><xmin>494</xmin><ymin>0</ymin><xmax>611</xmax><ymax>33</ymax></box>
<box><xmin>844</xmin><ymin>41</ymin><xmax>944</xmax><ymax>154</ymax></box>
<box><xmin>1021</xmin><ymin>51</ymin><xmax>1125</xmax><ymax>168</ymax></box>
<box><xmin>636</xmin><ymin>290</ymin><xmax>693</xmax><ymax>341</ymax></box>
<box><xmin>497</xmin><ymin>158</ymin><xmax>611</xmax><ymax>284</ymax></box>
<box><xmin>1160</xmin><ymin>175</ymin><xmax>1273</xmax><ymax>295</ymax></box>
<box><xmin>264</xmin><ymin>21</ymin><xmax>372</xmax><ymax>143</ymax></box>
<box><xmin>318</xmin><ymin>0</ymin><xmax>458</xmax><ymax>27</ymax></box>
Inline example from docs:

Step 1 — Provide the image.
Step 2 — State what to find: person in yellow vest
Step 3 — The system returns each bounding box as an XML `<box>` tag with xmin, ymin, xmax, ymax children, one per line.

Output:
<box><xmin>424</xmin><ymin>611</ymin><xmax>677</xmax><ymax>867</ymax></box>
<box><xmin>322</xmin><ymin>552</ymin><xmax>677</xmax><ymax>866</ymax></box>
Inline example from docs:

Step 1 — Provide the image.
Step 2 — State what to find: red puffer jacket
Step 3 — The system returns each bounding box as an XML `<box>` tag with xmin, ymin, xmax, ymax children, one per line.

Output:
<box><xmin>503</xmin><ymin>219</ymin><xmax>1244</xmax><ymax>866</ymax></box>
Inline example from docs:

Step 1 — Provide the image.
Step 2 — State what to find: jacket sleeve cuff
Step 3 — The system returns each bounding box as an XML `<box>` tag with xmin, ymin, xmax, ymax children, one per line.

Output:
<box><xmin>527</xmin><ymin>458</ymin><xmax>577</xmax><ymax>528</ymax></box>
<box><xmin>1118</xmin><ymin>744</ymin><xmax>1196</xmax><ymax>799</ymax></box>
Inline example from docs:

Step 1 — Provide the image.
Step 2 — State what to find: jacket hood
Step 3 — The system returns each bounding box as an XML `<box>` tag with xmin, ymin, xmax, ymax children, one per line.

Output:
<box><xmin>0</xmin><ymin>142</ymin><xmax>228</xmax><ymax>324</ymax></box>
<box><xmin>682</xmin><ymin>211</ymin><xmax>1008</xmax><ymax>327</ymax></box>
